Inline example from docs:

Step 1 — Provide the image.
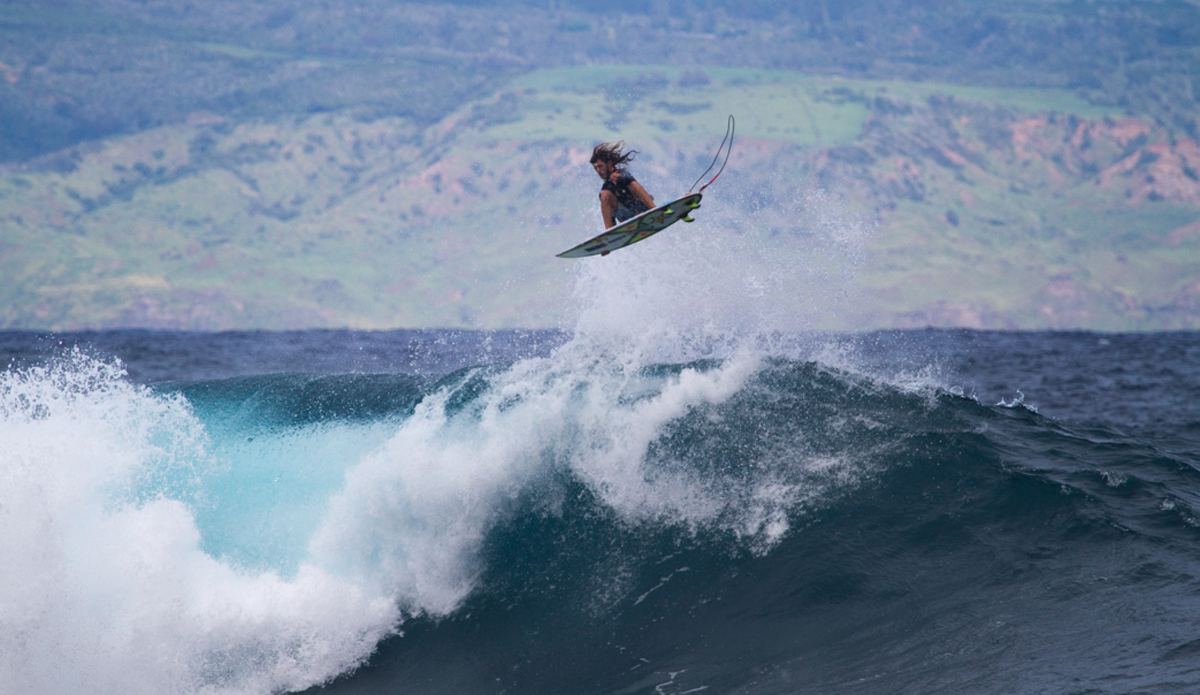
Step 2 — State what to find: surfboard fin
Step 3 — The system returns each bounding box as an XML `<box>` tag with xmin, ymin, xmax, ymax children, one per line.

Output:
<box><xmin>682</xmin><ymin>215</ymin><xmax>694</xmax><ymax>222</ymax></box>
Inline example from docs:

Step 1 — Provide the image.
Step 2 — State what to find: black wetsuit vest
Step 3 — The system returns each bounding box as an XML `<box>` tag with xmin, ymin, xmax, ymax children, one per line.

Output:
<box><xmin>601</xmin><ymin>172</ymin><xmax>650</xmax><ymax>224</ymax></box>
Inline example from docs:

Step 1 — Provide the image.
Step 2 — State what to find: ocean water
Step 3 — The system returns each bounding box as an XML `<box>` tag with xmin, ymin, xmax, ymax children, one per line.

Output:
<box><xmin>3</xmin><ymin>237</ymin><xmax>1200</xmax><ymax>694</ymax></box>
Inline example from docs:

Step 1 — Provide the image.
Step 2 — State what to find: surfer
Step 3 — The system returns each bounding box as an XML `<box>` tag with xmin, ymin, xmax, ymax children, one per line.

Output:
<box><xmin>591</xmin><ymin>141</ymin><xmax>655</xmax><ymax>230</ymax></box>
<box><xmin>557</xmin><ymin>118</ymin><xmax>732</xmax><ymax>259</ymax></box>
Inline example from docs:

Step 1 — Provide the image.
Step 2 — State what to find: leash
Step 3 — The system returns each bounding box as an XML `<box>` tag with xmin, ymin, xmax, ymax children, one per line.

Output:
<box><xmin>688</xmin><ymin>115</ymin><xmax>735</xmax><ymax>194</ymax></box>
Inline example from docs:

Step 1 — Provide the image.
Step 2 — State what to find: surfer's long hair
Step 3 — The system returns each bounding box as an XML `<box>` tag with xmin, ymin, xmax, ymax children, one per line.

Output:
<box><xmin>590</xmin><ymin>141</ymin><xmax>638</xmax><ymax>169</ymax></box>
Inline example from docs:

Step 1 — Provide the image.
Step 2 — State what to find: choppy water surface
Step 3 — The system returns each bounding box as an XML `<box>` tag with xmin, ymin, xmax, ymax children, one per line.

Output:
<box><xmin>3</xmin><ymin>326</ymin><xmax>1198</xmax><ymax>695</ymax></box>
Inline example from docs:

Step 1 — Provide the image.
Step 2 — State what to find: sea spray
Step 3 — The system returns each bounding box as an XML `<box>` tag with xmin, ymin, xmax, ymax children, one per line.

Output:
<box><xmin>566</xmin><ymin>186</ymin><xmax>871</xmax><ymax>362</ymax></box>
<box><xmin>306</xmin><ymin>349</ymin><xmax>789</xmax><ymax>616</ymax></box>
<box><xmin>299</xmin><ymin>181</ymin><xmax>879</xmax><ymax>674</ymax></box>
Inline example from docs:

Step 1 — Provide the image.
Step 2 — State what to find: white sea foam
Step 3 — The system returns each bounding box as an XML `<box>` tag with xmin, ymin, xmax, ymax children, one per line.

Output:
<box><xmin>0</xmin><ymin>353</ymin><xmax>397</xmax><ymax>695</ymax></box>
<box><xmin>306</xmin><ymin>346</ymin><xmax>776</xmax><ymax>622</ymax></box>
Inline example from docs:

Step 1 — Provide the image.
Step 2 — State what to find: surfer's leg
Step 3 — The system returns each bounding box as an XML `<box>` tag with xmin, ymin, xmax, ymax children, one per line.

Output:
<box><xmin>600</xmin><ymin>190</ymin><xmax>618</xmax><ymax>229</ymax></box>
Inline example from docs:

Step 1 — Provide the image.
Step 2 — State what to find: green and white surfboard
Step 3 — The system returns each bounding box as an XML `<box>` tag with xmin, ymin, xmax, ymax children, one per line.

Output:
<box><xmin>556</xmin><ymin>193</ymin><xmax>703</xmax><ymax>259</ymax></box>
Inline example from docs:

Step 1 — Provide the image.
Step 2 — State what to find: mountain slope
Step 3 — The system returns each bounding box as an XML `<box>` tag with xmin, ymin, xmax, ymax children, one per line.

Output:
<box><xmin>3</xmin><ymin>66</ymin><xmax>1198</xmax><ymax>330</ymax></box>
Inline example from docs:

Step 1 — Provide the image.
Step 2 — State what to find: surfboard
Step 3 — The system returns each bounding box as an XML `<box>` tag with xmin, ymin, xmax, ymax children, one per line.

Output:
<box><xmin>556</xmin><ymin>193</ymin><xmax>703</xmax><ymax>259</ymax></box>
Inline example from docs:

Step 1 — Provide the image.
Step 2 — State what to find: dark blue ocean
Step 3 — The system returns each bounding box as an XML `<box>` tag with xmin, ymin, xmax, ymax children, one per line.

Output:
<box><xmin>2</xmin><ymin>326</ymin><xmax>1199</xmax><ymax>695</ymax></box>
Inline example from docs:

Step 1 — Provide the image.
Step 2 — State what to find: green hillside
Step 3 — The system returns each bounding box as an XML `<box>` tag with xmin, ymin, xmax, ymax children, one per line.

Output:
<box><xmin>2</xmin><ymin>0</ymin><xmax>1199</xmax><ymax>331</ymax></box>
<box><xmin>3</xmin><ymin>65</ymin><xmax>1198</xmax><ymax>330</ymax></box>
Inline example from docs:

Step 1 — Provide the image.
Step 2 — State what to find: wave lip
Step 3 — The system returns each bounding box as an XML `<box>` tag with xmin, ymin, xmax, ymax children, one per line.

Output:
<box><xmin>306</xmin><ymin>348</ymin><xmax>813</xmax><ymax>617</ymax></box>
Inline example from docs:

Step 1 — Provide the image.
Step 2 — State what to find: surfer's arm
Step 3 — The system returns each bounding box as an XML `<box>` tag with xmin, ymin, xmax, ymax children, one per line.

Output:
<box><xmin>629</xmin><ymin>180</ymin><xmax>655</xmax><ymax>209</ymax></box>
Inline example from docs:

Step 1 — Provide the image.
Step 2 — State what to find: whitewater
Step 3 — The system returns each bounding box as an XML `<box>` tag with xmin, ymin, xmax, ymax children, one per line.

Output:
<box><xmin>3</xmin><ymin>194</ymin><xmax>1200</xmax><ymax>695</ymax></box>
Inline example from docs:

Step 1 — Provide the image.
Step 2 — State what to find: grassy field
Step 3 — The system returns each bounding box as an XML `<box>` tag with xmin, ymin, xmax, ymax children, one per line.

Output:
<box><xmin>2</xmin><ymin>66</ymin><xmax>1198</xmax><ymax>331</ymax></box>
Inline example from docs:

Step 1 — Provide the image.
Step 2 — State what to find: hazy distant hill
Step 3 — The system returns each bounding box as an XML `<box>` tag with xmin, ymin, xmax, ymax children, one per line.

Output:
<box><xmin>3</xmin><ymin>0</ymin><xmax>1197</xmax><ymax>163</ymax></box>
<box><xmin>1</xmin><ymin>1</ymin><xmax>1198</xmax><ymax>330</ymax></box>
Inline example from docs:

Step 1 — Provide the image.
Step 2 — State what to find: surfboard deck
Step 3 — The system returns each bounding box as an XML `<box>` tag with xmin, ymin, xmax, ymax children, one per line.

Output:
<box><xmin>556</xmin><ymin>193</ymin><xmax>703</xmax><ymax>259</ymax></box>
